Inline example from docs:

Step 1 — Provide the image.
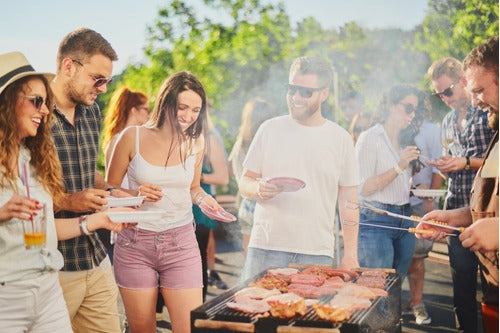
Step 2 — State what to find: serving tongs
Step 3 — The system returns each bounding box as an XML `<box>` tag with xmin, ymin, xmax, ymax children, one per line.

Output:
<box><xmin>346</xmin><ymin>201</ymin><xmax>465</xmax><ymax>233</ymax></box>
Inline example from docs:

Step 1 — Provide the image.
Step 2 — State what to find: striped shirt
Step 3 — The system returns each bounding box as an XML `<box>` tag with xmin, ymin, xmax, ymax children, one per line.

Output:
<box><xmin>355</xmin><ymin>123</ymin><xmax>412</xmax><ymax>205</ymax></box>
<box><xmin>441</xmin><ymin>105</ymin><xmax>494</xmax><ymax>209</ymax></box>
<box><xmin>51</xmin><ymin>103</ymin><xmax>107</xmax><ymax>271</ymax></box>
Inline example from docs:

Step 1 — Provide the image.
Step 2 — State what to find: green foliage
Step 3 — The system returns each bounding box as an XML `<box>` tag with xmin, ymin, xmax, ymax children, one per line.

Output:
<box><xmin>98</xmin><ymin>0</ymin><xmax>499</xmax><ymax>190</ymax></box>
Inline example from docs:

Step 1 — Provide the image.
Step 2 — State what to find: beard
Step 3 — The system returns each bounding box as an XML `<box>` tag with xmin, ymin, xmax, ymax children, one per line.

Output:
<box><xmin>65</xmin><ymin>80</ymin><xmax>93</xmax><ymax>106</ymax></box>
<box><xmin>488</xmin><ymin>110</ymin><xmax>499</xmax><ymax>131</ymax></box>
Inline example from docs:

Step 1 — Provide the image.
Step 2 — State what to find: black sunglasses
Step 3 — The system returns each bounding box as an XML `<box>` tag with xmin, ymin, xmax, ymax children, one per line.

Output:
<box><xmin>24</xmin><ymin>95</ymin><xmax>45</xmax><ymax>110</ymax></box>
<box><xmin>285</xmin><ymin>83</ymin><xmax>324</xmax><ymax>98</ymax></box>
<box><xmin>399</xmin><ymin>103</ymin><xmax>416</xmax><ymax>114</ymax></box>
<box><xmin>72</xmin><ymin>59</ymin><xmax>113</xmax><ymax>88</ymax></box>
<box><xmin>433</xmin><ymin>77</ymin><xmax>461</xmax><ymax>98</ymax></box>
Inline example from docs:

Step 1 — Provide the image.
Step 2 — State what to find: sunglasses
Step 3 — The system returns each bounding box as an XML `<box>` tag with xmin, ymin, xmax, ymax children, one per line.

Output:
<box><xmin>285</xmin><ymin>83</ymin><xmax>324</xmax><ymax>98</ymax></box>
<box><xmin>432</xmin><ymin>77</ymin><xmax>461</xmax><ymax>98</ymax></box>
<box><xmin>24</xmin><ymin>95</ymin><xmax>45</xmax><ymax>110</ymax></box>
<box><xmin>399</xmin><ymin>103</ymin><xmax>417</xmax><ymax>114</ymax></box>
<box><xmin>72</xmin><ymin>59</ymin><xmax>113</xmax><ymax>88</ymax></box>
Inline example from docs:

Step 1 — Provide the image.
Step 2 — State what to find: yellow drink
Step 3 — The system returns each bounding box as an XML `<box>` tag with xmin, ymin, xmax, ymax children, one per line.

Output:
<box><xmin>24</xmin><ymin>233</ymin><xmax>46</xmax><ymax>247</ymax></box>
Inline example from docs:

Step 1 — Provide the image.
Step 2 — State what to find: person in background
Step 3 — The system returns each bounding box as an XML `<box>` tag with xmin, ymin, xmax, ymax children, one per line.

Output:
<box><xmin>427</xmin><ymin>56</ymin><xmax>494</xmax><ymax>332</ymax></box>
<box><xmin>107</xmin><ymin>71</ymin><xmax>223</xmax><ymax>332</ymax></box>
<box><xmin>355</xmin><ymin>84</ymin><xmax>421</xmax><ymax>280</ymax></box>
<box><xmin>0</xmin><ymin>51</ymin><xmax>133</xmax><ymax>332</ymax></box>
<box><xmin>340</xmin><ymin>91</ymin><xmax>366</xmax><ymax>128</ymax></box>
<box><xmin>239</xmin><ymin>56</ymin><xmax>360</xmax><ymax>280</ymax></box>
<box><xmin>228</xmin><ymin>98</ymin><xmax>277</xmax><ymax>258</ymax></box>
<box><xmin>400</xmin><ymin>91</ymin><xmax>443</xmax><ymax>325</ymax></box>
<box><xmin>50</xmin><ymin>28</ymin><xmax>131</xmax><ymax>332</ymax></box>
<box><xmin>100</xmin><ymin>86</ymin><xmax>150</xmax><ymax>261</ymax></box>
<box><xmin>193</xmin><ymin>100</ymin><xmax>229</xmax><ymax>300</ymax></box>
<box><xmin>419</xmin><ymin>35</ymin><xmax>499</xmax><ymax>333</ymax></box>
<box><xmin>349</xmin><ymin>112</ymin><xmax>371</xmax><ymax>143</ymax></box>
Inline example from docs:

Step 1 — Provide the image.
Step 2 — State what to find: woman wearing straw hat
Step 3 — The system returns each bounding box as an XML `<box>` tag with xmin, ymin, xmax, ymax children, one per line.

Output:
<box><xmin>0</xmin><ymin>51</ymin><xmax>134</xmax><ymax>331</ymax></box>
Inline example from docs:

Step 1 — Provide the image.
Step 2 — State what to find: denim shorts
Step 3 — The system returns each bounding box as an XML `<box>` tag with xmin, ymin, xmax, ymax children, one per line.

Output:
<box><xmin>241</xmin><ymin>247</ymin><xmax>333</xmax><ymax>282</ymax></box>
<box><xmin>113</xmin><ymin>223</ymin><xmax>202</xmax><ymax>289</ymax></box>
<box><xmin>357</xmin><ymin>201</ymin><xmax>415</xmax><ymax>280</ymax></box>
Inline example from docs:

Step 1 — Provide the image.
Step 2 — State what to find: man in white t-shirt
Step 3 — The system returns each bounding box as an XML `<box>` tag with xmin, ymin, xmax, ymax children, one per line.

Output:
<box><xmin>239</xmin><ymin>56</ymin><xmax>360</xmax><ymax>280</ymax></box>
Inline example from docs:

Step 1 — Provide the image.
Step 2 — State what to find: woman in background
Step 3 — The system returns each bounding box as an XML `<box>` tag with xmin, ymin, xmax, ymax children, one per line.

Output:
<box><xmin>228</xmin><ymin>98</ymin><xmax>277</xmax><ymax>257</ymax></box>
<box><xmin>354</xmin><ymin>84</ymin><xmax>421</xmax><ymax>280</ymax></box>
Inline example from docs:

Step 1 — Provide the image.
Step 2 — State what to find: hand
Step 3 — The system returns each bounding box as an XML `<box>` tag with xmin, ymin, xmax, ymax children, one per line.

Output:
<box><xmin>66</xmin><ymin>189</ymin><xmax>109</xmax><ymax>213</ymax></box>
<box><xmin>399</xmin><ymin>146</ymin><xmax>420</xmax><ymax>169</ymax></box>
<box><xmin>138</xmin><ymin>183</ymin><xmax>163</xmax><ymax>202</ymax></box>
<box><xmin>88</xmin><ymin>207</ymin><xmax>138</xmax><ymax>233</ymax></box>
<box><xmin>257</xmin><ymin>179</ymin><xmax>282</xmax><ymax>200</ymax></box>
<box><xmin>339</xmin><ymin>254</ymin><xmax>359</xmax><ymax>271</ymax></box>
<box><xmin>108</xmin><ymin>188</ymin><xmax>131</xmax><ymax>198</ymax></box>
<box><xmin>435</xmin><ymin>156</ymin><xmax>467</xmax><ymax>173</ymax></box>
<box><xmin>0</xmin><ymin>195</ymin><xmax>42</xmax><ymax>222</ymax></box>
<box><xmin>199</xmin><ymin>194</ymin><xmax>223</xmax><ymax>211</ymax></box>
<box><xmin>415</xmin><ymin>210</ymin><xmax>451</xmax><ymax>241</ymax></box>
<box><xmin>459</xmin><ymin>218</ymin><xmax>499</xmax><ymax>252</ymax></box>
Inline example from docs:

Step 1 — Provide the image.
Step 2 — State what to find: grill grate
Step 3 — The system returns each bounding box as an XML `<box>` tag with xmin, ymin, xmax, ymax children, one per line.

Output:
<box><xmin>192</xmin><ymin>272</ymin><xmax>402</xmax><ymax>332</ymax></box>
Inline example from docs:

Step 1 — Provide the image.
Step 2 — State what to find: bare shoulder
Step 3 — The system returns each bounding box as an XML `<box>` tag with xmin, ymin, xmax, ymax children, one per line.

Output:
<box><xmin>193</xmin><ymin>135</ymin><xmax>205</xmax><ymax>154</ymax></box>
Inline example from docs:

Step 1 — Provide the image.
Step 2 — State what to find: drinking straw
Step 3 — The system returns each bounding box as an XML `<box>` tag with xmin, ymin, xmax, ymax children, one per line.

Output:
<box><xmin>22</xmin><ymin>162</ymin><xmax>34</xmax><ymax>232</ymax></box>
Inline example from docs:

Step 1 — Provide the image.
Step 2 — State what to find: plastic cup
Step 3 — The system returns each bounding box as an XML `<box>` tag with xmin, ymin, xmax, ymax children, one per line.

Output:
<box><xmin>22</xmin><ymin>204</ymin><xmax>46</xmax><ymax>249</ymax></box>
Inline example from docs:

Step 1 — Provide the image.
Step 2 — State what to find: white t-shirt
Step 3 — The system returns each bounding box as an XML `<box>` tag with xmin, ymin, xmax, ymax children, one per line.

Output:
<box><xmin>243</xmin><ymin>115</ymin><xmax>359</xmax><ymax>257</ymax></box>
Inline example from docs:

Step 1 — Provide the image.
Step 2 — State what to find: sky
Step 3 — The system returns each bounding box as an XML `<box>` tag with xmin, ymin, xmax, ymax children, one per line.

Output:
<box><xmin>0</xmin><ymin>0</ymin><xmax>428</xmax><ymax>74</ymax></box>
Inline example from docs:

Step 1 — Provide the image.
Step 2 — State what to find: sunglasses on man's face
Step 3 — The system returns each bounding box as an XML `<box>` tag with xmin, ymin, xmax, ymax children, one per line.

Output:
<box><xmin>24</xmin><ymin>95</ymin><xmax>45</xmax><ymax>110</ymax></box>
<box><xmin>72</xmin><ymin>59</ymin><xmax>113</xmax><ymax>88</ymax></box>
<box><xmin>399</xmin><ymin>102</ymin><xmax>417</xmax><ymax>114</ymax></box>
<box><xmin>433</xmin><ymin>77</ymin><xmax>461</xmax><ymax>98</ymax></box>
<box><xmin>285</xmin><ymin>83</ymin><xmax>324</xmax><ymax>98</ymax></box>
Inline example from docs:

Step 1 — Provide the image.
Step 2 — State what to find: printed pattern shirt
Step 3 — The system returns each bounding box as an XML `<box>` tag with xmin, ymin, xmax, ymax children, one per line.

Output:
<box><xmin>441</xmin><ymin>105</ymin><xmax>494</xmax><ymax>209</ymax></box>
<box><xmin>51</xmin><ymin>103</ymin><xmax>107</xmax><ymax>271</ymax></box>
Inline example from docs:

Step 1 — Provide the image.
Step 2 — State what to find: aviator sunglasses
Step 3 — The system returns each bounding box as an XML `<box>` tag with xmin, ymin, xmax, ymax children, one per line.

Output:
<box><xmin>72</xmin><ymin>59</ymin><xmax>113</xmax><ymax>88</ymax></box>
<box><xmin>285</xmin><ymin>83</ymin><xmax>325</xmax><ymax>98</ymax></box>
<box><xmin>24</xmin><ymin>95</ymin><xmax>45</xmax><ymax>110</ymax></box>
<box><xmin>432</xmin><ymin>77</ymin><xmax>461</xmax><ymax>98</ymax></box>
<box><xmin>399</xmin><ymin>103</ymin><xmax>417</xmax><ymax>114</ymax></box>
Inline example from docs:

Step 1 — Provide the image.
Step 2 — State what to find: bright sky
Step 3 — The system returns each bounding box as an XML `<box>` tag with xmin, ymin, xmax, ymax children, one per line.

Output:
<box><xmin>0</xmin><ymin>0</ymin><xmax>428</xmax><ymax>74</ymax></box>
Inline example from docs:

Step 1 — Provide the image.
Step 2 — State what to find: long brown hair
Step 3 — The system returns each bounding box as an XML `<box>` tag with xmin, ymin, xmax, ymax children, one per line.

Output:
<box><xmin>146</xmin><ymin>71</ymin><xmax>208</xmax><ymax>165</ymax></box>
<box><xmin>0</xmin><ymin>76</ymin><xmax>65</xmax><ymax>205</ymax></box>
<box><xmin>102</xmin><ymin>86</ymin><xmax>148</xmax><ymax>151</ymax></box>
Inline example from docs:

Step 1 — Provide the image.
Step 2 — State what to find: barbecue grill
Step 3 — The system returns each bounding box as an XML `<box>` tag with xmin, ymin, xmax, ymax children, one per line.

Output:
<box><xmin>191</xmin><ymin>271</ymin><xmax>402</xmax><ymax>332</ymax></box>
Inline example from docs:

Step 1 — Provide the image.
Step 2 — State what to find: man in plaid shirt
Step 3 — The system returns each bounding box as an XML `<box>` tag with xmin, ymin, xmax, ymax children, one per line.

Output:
<box><xmin>50</xmin><ymin>28</ymin><xmax>126</xmax><ymax>332</ymax></box>
<box><xmin>428</xmin><ymin>57</ymin><xmax>494</xmax><ymax>332</ymax></box>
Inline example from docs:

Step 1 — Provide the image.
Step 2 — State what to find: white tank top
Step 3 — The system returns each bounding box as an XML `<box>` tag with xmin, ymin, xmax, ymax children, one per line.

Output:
<box><xmin>127</xmin><ymin>126</ymin><xmax>195</xmax><ymax>232</ymax></box>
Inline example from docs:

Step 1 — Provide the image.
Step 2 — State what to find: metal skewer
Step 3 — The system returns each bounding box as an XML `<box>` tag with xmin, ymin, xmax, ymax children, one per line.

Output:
<box><xmin>352</xmin><ymin>221</ymin><xmax>457</xmax><ymax>237</ymax></box>
<box><xmin>346</xmin><ymin>201</ymin><xmax>465</xmax><ymax>233</ymax></box>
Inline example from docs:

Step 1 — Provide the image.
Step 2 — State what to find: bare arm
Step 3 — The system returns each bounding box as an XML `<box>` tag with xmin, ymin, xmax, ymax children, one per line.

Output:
<box><xmin>239</xmin><ymin>170</ymin><xmax>282</xmax><ymax>201</ymax></box>
<box><xmin>337</xmin><ymin>185</ymin><xmax>359</xmax><ymax>270</ymax></box>
<box><xmin>106</xmin><ymin>127</ymin><xmax>137</xmax><ymax>196</ymax></box>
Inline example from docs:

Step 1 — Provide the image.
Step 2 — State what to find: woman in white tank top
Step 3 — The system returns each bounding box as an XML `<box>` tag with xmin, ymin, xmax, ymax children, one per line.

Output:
<box><xmin>107</xmin><ymin>72</ymin><xmax>223</xmax><ymax>332</ymax></box>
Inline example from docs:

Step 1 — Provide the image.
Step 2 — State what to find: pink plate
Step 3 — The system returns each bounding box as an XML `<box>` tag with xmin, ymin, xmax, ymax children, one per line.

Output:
<box><xmin>267</xmin><ymin>177</ymin><xmax>306</xmax><ymax>192</ymax></box>
<box><xmin>199</xmin><ymin>202</ymin><xmax>237</xmax><ymax>223</ymax></box>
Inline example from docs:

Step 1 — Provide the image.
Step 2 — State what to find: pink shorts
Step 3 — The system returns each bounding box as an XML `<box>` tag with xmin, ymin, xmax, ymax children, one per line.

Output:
<box><xmin>113</xmin><ymin>223</ymin><xmax>202</xmax><ymax>289</ymax></box>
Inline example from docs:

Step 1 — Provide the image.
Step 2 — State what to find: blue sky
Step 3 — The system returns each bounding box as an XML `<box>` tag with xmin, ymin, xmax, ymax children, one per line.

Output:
<box><xmin>0</xmin><ymin>0</ymin><xmax>428</xmax><ymax>74</ymax></box>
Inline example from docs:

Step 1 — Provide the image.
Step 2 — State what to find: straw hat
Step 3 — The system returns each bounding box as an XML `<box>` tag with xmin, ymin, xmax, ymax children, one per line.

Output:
<box><xmin>0</xmin><ymin>51</ymin><xmax>55</xmax><ymax>96</ymax></box>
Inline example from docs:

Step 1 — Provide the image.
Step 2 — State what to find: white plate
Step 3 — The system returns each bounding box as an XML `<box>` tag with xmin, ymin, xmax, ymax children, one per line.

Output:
<box><xmin>106</xmin><ymin>210</ymin><xmax>164</xmax><ymax>223</ymax></box>
<box><xmin>105</xmin><ymin>196</ymin><xmax>145</xmax><ymax>208</ymax></box>
<box><xmin>411</xmin><ymin>189</ymin><xmax>448</xmax><ymax>198</ymax></box>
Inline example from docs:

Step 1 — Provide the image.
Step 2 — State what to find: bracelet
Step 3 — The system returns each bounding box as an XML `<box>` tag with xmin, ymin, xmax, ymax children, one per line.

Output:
<box><xmin>393</xmin><ymin>163</ymin><xmax>404</xmax><ymax>175</ymax></box>
<box><xmin>78</xmin><ymin>215</ymin><xmax>92</xmax><ymax>235</ymax></box>
<box><xmin>196</xmin><ymin>192</ymin><xmax>209</xmax><ymax>205</ymax></box>
<box><xmin>106</xmin><ymin>186</ymin><xmax>116</xmax><ymax>192</ymax></box>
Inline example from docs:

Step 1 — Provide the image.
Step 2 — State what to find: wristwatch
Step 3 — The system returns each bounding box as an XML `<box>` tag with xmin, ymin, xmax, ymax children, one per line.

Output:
<box><xmin>464</xmin><ymin>156</ymin><xmax>470</xmax><ymax>170</ymax></box>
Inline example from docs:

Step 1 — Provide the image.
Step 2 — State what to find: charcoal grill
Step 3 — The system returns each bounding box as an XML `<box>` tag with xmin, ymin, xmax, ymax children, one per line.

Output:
<box><xmin>191</xmin><ymin>271</ymin><xmax>402</xmax><ymax>333</ymax></box>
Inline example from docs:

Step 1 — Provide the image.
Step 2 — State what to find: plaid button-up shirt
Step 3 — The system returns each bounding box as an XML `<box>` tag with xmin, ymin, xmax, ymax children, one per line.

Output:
<box><xmin>51</xmin><ymin>103</ymin><xmax>107</xmax><ymax>271</ymax></box>
<box><xmin>441</xmin><ymin>105</ymin><xmax>494</xmax><ymax>209</ymax></box>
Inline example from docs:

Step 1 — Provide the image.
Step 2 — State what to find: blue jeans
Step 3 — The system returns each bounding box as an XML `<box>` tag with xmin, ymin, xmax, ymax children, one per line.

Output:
<box><xmin>447</xmin><ymin>233</ymin><xmax>482</xmax><ymax>333</ymax></box>
<box><xmin>242</xmin><ymin>248</ymin><xmax>333</xmax><ymax>282</ymax></box>
<box><xmin>358</xmin><ymin>202</ymin><xmax>415</xmax><ymax>281</ymax></box>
